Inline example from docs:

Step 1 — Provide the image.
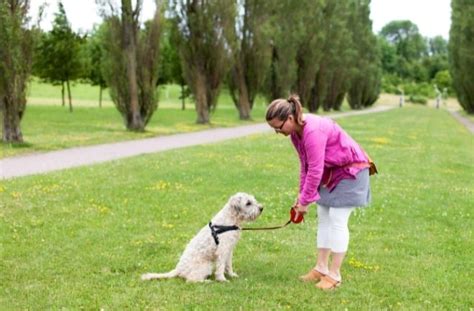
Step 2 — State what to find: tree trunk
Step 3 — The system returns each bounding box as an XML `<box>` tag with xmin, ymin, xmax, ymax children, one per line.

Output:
<box><xmin>126</xmin><ymin>44</ymin><xmax>142</xmax><ymax>129</ymax></box>
<box><xmin>195</xmin><ymin>73</ymin><xmax>209</xmax><ymax>124</ymax></box>
<box><xmin>237</xmin><ymin>78</ymin><xmax>251</xmax><ymax>120</ymax></box>
<box><xmin>122</xmin><ymin>0</ymin><xmax>143</xmax><ymax>131</ymax></box>
<box><xmin>2</xmin><ymin>98</ymin><xmax>23</xmax><ymax>143</ymax></box>
<box><xmin>99</xmin><ymin>85</ymin><xmax>103</xmax><ymax>108</ymax></box>
<box><xmin>61</xmin><ymin>82</ymin><xmax>65</xmax><ymax>106</ymax></box>
<box><xmin>181</xmin><ymin>83</ymin><xmax>185</xmax><ymax>110</ymax></box>
<box><xmin>66</xmin><ymin>79</ymin><xmax>73</xmax><ymax>112</ymax></box>
<box><xmin>234</xmin><ymin>60</ymin><xmax>251</xmax><ymax>120</ymax></box>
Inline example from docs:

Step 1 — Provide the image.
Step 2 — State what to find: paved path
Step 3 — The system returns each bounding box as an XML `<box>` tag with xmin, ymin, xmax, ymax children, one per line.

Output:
<box><xmin>1</xmin><ymin>105</ymin><xmax>394</xmax><ymax>180</ymax></box>
<box><xmin>448</xmin><ymin>110</ymin><xmax>474</xmax><ymax>134</ymax></box>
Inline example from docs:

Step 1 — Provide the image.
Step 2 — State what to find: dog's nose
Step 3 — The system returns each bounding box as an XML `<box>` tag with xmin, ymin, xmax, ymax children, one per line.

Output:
<box><xmin>259</xmin><ymin>206</ymin><xmax>264</xmax><ymax>212</ymax></box>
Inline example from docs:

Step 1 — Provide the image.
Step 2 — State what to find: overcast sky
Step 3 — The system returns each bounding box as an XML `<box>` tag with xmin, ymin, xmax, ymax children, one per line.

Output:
<box><xmin>29</xmin><ymin>0</ymin><xmax>452</xmax><ymax>39</ymax></box>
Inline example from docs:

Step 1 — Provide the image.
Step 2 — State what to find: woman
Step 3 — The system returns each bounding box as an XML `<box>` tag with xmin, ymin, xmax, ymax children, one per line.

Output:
<box><xmin>266</xmin><ymin>95</ymin><xmax>375</xmax><ymax>290</ymax></box>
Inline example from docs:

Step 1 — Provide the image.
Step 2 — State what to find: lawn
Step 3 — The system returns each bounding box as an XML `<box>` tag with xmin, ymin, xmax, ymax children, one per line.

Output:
<box><xmin>1</xmin><ymin>106</ymin><xmax>472</xmax><ymax>309</ymax></box>
<box><xmin>1</xmin><ymin>80</ymin><xmax>358</xmax><ymax>159</ymax></box>
<box><xmin>1</xmin><ymin>81</ymin><xmax>273</xmax><ymax>158</ymax></box>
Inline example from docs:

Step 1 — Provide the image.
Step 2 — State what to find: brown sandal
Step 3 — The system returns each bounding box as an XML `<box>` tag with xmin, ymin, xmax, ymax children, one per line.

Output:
<box><xmin>299</xmin><ymin>269</ymin><xmax>326</xmax><ymax>282</ymax></box>
<box><xmin>316</xmin><ymin>275</ymin><xmax>341</xmax><ymax>290</ymax></box>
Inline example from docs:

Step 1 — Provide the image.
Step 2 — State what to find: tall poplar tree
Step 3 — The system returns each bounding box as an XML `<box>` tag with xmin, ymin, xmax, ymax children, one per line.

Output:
<box><xmin>308</xmin><ymin>1</ymin><xmax>353</xmax><ymax>112</ymax></box>
<box><xmin>449</xmin><ymin>0</ymin><xmax>474</xmax><ymax>114</ymax></box>
<box><xmin>0</xmin><ymin>0</ymin><xmax>36</xmax><ymax>142</ymax></box>
<box><xmin>34</xmin><ymin>1</ymin><xmax>83</xmax><ymax>112</ymax></box>
<box><xmin>228</xmin><ymin>0</ymin><xmax>271</xmax><ymax>120</ymax></box>
<box><xmin>171</xmin><ymin>0</ymin><xmax>236</xmax><ymax>124</ymax></box>
<box><xmin>347</xmin><ymin>0</ymin><xmax>381</xmax><ymax>109</ymax></box>
<box><xmin>294</xmin><ymin>0</ymin><xmax>325</xmax><ymax>106</ymax></box>
<box><xmin>98</xmin><ymin>0</ymin><xmax>162</xmax><ymax>131</ymax></box>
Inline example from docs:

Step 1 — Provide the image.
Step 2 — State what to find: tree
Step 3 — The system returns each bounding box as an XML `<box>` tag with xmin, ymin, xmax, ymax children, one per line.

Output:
<box><xmin>159</xmin><ymin>17</ymin><xmax>188</xmax><ymax>110</ymax></box>
<box><xmin>378</xmin><ymin>36</ymin><xmax>398</xmax><ymax>75</ymax></box>
<box><xmin>449</xmin><ymin>0</ymin><xmax>474</xmax><ymax>113</ymax></box>
<box><xmin>170</xmin><ymin>0</ymin><xmax>236</xmax><ymax>124</ymax></box>
<box><xmin>263</xmin><ymin>1</ymin><xmax>299</xmax><ymax>101</ymax></box>
<box><xmin>98</xmin><ymin>0</ymin><xmax>162</xmax><ymax>130</ymax></box>
<box><xmin>347</xmin><ymin>0</ymin><xmax>382</xmax><ymax>109</ymax></box>
<box><xmin>228</xmin><ymin>0</ymin><xmax>271</xmax><ymax>120</ymax></box>
<box><xmin>84</xmin><ymin>24</ymin><xmax>108</xmax><ymax>108</ymax></box>
<box><xmin>33</xmin><ymin>1</ymin><xmax>83</xmax><ymax>112</ymax></box>
<box><xmin>293</xmin><ymin>0</ymin><xmax>325</xmax><ymax>107</ymax></box>
<box><xmin>379</xmin><ymin>20</ymin><xmax>428</xmax><ymax>81</ymax></box>
<box><xmin>0</xmin><ymin>0</ymin><xmax>36</xmax><ymax>143</ymax></box>
<box><xmin>379</xmin><ymin>20</ymin><xmax>427</xmax><ymax>61</ymax></box>
<box><xmin>429</xmin><ymin>35</ymin><xmax>448</xmax><ymax>55</ymax></box>
<box><xmin>308</xmin><ymin>1</ymin><xmax>354</xmax><ymax>112</ymax></box>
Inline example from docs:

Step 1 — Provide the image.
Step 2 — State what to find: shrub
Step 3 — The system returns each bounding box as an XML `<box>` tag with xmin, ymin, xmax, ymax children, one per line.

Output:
<box><xmin>433</xmin><ymin>70</ymin><xmax>453</xmax><ymax>95</ymax></box>
<box><xmin>408</xmin><ymin>95</ymin><xmax>427</xmax><ymax>104</ymax></box>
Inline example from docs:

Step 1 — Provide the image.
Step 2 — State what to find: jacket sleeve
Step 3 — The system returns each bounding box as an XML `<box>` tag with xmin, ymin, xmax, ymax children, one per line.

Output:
<box><xmin>298</xmin><ymin>154</ymin><xmax>307</xmax><ymax>193</ymax></box>
<box><xmin>298</xmin><ymin>129</ymin><xmax>328</xmax><ymax>206</ymax></box>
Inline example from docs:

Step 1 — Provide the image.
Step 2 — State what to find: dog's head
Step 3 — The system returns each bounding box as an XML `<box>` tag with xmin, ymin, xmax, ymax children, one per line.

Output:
<box><xmin>228</xmin><ymin>192</ymin><xmax>263</xmax><ymax>222</ymax></box>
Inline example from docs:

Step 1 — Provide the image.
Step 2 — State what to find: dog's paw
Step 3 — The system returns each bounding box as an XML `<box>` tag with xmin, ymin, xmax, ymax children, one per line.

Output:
<box><xmin>215</xmin><ymin>275</ymin><xmax>228</xmax><ymax>282</ymax></box>
<box><xmin>227</xmin><ymin>272</ymin><xmax>239</xmax><ymax>278</ymax></box>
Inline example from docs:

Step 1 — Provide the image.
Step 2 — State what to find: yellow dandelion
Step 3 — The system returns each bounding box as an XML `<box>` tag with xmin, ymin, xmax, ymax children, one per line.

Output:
<box><xmin>370</xmin><ymin>137</ymin><xmax>390</xmax><ymax>145</ymax></box>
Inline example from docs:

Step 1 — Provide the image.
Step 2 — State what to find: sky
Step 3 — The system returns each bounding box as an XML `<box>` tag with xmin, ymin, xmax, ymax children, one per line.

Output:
<box><xmin>29</xmin><ymin>0</ymin><xmax>452</xmax><ymax>39</ymax></box>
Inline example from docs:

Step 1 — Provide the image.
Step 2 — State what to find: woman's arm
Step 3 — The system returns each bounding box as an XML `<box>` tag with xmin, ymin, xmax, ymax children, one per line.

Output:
<box><xmin>298</xmin><ymin>129</ymin><xmax>328</xmax><ymax>206</ymax></box>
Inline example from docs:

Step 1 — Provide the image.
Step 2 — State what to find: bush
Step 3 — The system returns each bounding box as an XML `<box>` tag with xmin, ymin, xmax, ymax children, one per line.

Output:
<box><xmin>381</xmin><ymin>74</ymin><xmax>402</xmax><ymax>94</ymax></box>
<box><xmin>408</xmin><ymin>95</ymin><xmax>427</xmax><ymax>104</ymax></box>
<box><xmin>433</xmin><ymin>70</ymin><xmax>453</xmax><ymax>95</ymax></box>
<box><xmin>404</xmin><ymin>82</ymin><xmax>434</xmax><ymax>98</ymax></box>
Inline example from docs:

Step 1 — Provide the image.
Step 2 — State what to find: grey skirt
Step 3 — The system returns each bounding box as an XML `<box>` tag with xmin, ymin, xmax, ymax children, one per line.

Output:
<box><xmin>316</xmin><ymin>168</ymin><xmax>371</xmax><ymax>208</ymax></box>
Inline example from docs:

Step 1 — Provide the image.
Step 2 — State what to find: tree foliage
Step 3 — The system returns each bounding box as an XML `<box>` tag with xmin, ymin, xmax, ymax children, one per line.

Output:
<box><xmin>0</xmin><ymin>0</ymin><xmax>36</xmax><ymax>142</ymax></box>
<box><xmin>262</xmin><ymin>0</ymin><xmax>299</xmax><ymax>101</ymax></box>
<box><xmin>347</xmin><ymin>0</ymin><xmax>382</xmax><ymax>109</ymax></box>
<box><xmin>170</xmin><ymin>0</ymin><xmax>236</xmax><ymax>124</ymax></box>
<box><xmin>33</xmin><ymin>1</ymin><xmax>84</xmax><ymax>112</ymax></box>
<box><xmin>228</xmin><ymin>0</ymin><xmax>272</xmax><ymax>120</ymax></box>
<box><xmin>307</xmin><ymin>1</ymin><xmax>354</xmax><ymax>112</ymax></box>
<box><xmin>159</xmin><ymin>17</ymin><xmax>188</xmax><ymax>109</ymax></box>
<box><xmin>84</xmin><ymin>24</ymin><xmax>108</xmax><ymax>107</ymax></box>
<box><xmin>449</xmin><ymin>0</ymin><xmax>474</xmax><ymax>114</ymax></box>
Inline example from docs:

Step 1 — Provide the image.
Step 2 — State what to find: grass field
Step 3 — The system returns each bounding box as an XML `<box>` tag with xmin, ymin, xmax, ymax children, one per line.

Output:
<box><xmin>1</xmin><ymin>81</ymin><xmax>272</xmax><ymax>158</ymax></box>
<box><xmin>1</xmin><ymin>106</ymin><xmax>473</xmax><ymax>309</ymax></box>
<box><xmin>2</xmin><ymin>80</ymin><xmax>357</xmax><ymax>159</ymax></box>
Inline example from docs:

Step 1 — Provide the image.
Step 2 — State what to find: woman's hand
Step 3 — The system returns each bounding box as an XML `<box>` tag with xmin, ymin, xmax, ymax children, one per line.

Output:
<box><xmin>294</xmin><ymin>203</ymin><xmax>308</xmax><ymax>215</ymax></box>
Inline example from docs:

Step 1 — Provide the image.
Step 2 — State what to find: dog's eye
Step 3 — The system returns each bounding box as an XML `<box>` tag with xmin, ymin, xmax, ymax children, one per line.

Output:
<box><xmin>246</xmin><ymin>200</ymin><xmax>252</xmax><ymax>206</ymax></box>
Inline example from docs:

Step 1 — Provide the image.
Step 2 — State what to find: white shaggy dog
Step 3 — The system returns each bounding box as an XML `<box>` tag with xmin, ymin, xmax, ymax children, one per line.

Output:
<box><xmin>141</xmin><ymin>192</ymin><xmax>263</xmax><ymax>283</ymax></box>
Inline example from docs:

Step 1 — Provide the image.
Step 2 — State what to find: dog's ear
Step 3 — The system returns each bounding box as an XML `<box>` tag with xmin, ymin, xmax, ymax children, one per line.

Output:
<box><xmin>229</xmin><ymin>195</ymin><xmax>242</xmax><ymax>212</ymax></box>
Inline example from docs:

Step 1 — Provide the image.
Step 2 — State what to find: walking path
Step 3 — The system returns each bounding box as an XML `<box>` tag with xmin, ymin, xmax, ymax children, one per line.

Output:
<box><xmin>448</xmin><ymin>110</ymin><xmax>474</xmax><ymax>134</ymax></box>
<box><xmin>1</xmin><ymin>105</ymin><xmax>394</xmax><ymax>180</ymax></box>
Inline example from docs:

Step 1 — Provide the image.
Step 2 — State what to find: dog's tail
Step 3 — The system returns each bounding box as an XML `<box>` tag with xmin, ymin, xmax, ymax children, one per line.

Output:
<box><xmin>141</xmin><ymin>269</ymin><xmax>178</xmax><ymax>281</ymax></box>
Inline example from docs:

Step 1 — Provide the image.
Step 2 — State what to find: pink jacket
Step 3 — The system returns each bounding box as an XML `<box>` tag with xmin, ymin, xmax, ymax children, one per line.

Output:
<box><xmin>290</xmin><ymin>114</ymin><xmax>369</xmax><ymax>206</ymax></box>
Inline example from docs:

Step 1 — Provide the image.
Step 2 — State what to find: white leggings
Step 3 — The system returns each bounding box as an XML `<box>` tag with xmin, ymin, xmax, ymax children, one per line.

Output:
<box><xmin>317</xmin><ymin>205</ymin><xmax>355</xmax><ymax>253</ymax></box>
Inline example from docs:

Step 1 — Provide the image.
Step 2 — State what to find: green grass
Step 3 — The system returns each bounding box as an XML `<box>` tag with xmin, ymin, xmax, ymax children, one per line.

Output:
<box><xmin>0</xmin><ymin>105</ymin><xmax>266</xmax><ymax>158</ymax></box>
<box><xmin>27</xmin><ymin>78</ymin><xmax>270</xmax><ymax>109</ymax></box>
<box><xmin>1</xmin><ymin>106</ymin><xmax>473</xmax><ymax>309</ymax></box>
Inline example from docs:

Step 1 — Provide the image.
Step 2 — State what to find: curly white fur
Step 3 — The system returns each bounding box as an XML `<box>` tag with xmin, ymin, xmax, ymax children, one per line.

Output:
<box><xmin>141</xmin><ymin>192</ymin><xmax>263</xmax><ymax>283</ymax></box>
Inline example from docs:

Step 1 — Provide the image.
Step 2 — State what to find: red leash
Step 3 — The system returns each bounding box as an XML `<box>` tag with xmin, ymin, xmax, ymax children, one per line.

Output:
<box><xmin>241</xmin><ymin>207</ymin><xmax>304</xmax><ymax>231</ymax></box>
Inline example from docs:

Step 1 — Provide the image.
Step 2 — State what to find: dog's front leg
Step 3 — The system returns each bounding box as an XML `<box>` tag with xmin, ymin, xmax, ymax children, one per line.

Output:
<box><xmin>225</xmin><ymin>250</ymin><xmax>238</xmax><ymax>278</ymax></box>
<box><xmin>215</xmin><ymin>247</ymin><xmax>229</xmax><ymax>282</ymax></box>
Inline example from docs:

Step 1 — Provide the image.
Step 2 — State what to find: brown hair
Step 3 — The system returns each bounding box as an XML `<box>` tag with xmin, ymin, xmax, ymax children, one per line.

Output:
<box><xmin>265</xmin><ymin>94</ymin><xmax>304</xmax><ymax>126</ymax></box>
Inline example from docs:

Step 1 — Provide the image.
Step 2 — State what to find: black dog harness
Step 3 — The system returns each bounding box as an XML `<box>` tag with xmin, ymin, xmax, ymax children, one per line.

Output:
<box><xmin>208</xmin><ymin>222</ymin><xmax>239</xmax><ymax>245</ymax></box>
